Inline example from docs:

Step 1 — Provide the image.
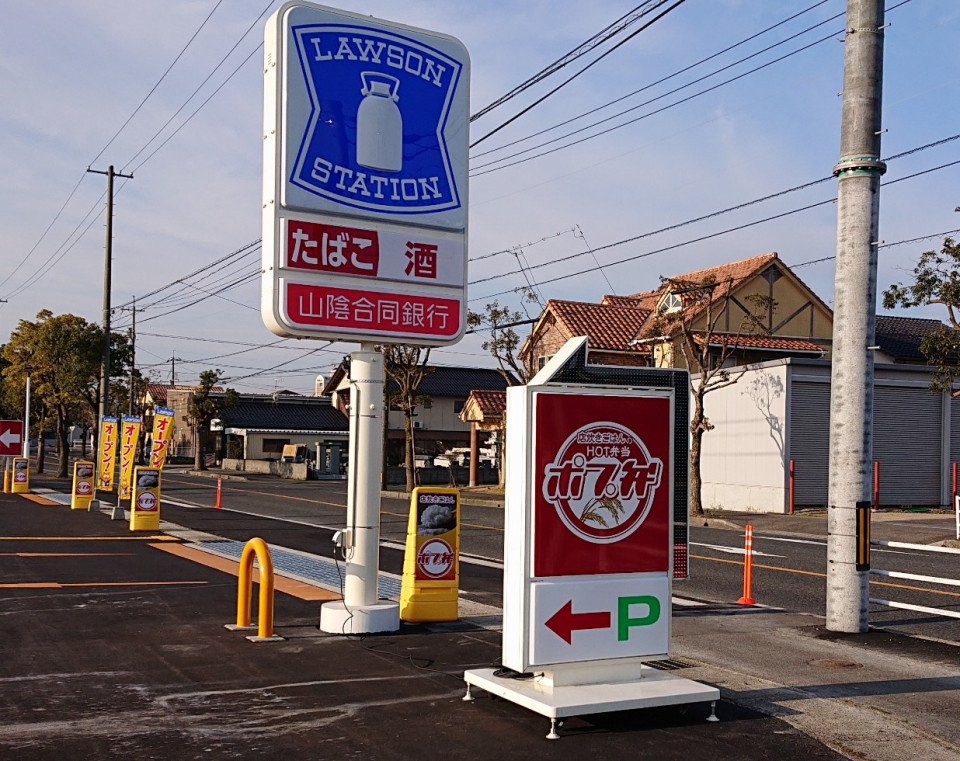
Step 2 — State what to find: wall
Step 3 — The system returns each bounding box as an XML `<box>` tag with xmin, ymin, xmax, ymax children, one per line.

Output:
<box><xmin>699</xmin><ymin>363</ymin><xmax>790</xmax><ymax>512</ymax></box>
<box><xmin>243</xmin><ymin>432</ymin><xmax>347</xmax><ymax>461</ymax></box>
<box><xmin>387</xmin><ymin>396</ymin><xmax>468</xmax><ymax>434</ymax></box>
<box><xmin>701</xmin><ymin>358</ymin><xmax>957</xmax><ymax>512</ymax></box>
<box><xmin>221</xmin><ymin>458</ymin><xmax>309</xmax><ymax>480</ymax></box>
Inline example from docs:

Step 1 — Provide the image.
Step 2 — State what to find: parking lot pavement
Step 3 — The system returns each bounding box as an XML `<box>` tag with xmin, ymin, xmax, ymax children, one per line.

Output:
<box><xmin>0</xmin><ymin>489</ymin><xmax>851</xmax><ymax>760</ymax></box>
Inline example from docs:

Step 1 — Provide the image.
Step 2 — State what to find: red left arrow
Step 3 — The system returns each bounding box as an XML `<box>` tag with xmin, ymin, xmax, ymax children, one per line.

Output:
<box><xmin>545</xmin><ymin>600</ymin><xmax>611</xmax><ymax>644</ymax></box>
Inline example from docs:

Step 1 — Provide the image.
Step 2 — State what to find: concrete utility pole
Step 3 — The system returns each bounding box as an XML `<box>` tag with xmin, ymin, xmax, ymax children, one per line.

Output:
<box><xmin>87</xmin><ymin>165</ymin><xmax>133</xmax><ymax>426</ymax></box>
<box><xmin>826</xmin><ymin>0</ymin><xmax>886</xmax><ymax>633</ymax></box>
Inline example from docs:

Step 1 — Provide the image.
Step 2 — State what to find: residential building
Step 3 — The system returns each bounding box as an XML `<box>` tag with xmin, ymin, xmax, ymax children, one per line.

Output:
<box><xmin>323</xmin><ymin>362</ymin><xmax>515</xmax><ymax>466</ymax></box>
<box><xmin>519</xmin><ymin>252</ymin><xmax>832</xmax><ymax>375</ymax></box>
<box><xmin>216</xmin><ymin>393</ymin><xmax>348</xmax><ymax>476</ymax></box>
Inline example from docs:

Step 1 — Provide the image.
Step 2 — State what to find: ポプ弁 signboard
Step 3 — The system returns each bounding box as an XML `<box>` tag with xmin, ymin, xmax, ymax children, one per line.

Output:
<box><xmin>503</xmin><ymin>386</ymin><xmax>675</xmax><ymax>671</ymax></box>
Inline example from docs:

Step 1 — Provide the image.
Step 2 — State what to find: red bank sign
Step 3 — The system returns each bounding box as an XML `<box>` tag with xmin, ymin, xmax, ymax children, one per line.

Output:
<box><xmin>533</xmin><ymin>393</ymin><xmax>671</xmax><ymax>578</ymax></box>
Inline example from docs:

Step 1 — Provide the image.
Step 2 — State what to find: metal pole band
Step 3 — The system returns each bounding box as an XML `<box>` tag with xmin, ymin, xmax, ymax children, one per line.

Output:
<box><xmin>833</xmin><ymin>155</ymin><xmax>887</xmax><ymax>177</ymax></box>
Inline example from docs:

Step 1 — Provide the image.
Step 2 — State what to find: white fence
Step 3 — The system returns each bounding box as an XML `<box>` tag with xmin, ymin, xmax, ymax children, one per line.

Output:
<box><xmin>869</xmin><ymin>538</ymin><xmax>960</xmax><ymax>621</ymax></box>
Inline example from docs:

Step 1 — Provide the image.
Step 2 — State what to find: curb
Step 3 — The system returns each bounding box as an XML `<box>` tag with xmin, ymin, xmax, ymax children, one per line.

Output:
<box><xmin>186</xmin><ymin>470</ymin><xmax>249</xmax><ymax>482</ymax></box>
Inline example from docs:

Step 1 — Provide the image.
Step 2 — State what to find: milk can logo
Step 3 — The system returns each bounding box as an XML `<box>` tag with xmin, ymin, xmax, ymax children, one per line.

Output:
<box><xmin>290</xmin><ymin>24</ymin><xmax>463</xmax><ymax>216</ymax></box>
<box><xmin>542</xmin><ymin>422</ymin><xmax>663</xmax><ymax>544</ymax></box>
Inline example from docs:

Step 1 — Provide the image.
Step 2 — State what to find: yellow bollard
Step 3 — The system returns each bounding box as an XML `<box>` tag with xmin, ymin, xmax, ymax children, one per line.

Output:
<box><xmin>226</xmin><ymin>538</ymin><xmax>283</xmax><ymax>642</ymax></box>
<box><xmin>3</xmin><ymin>468</ymin><xmax>9</xmax><ymax>493</ymax></box>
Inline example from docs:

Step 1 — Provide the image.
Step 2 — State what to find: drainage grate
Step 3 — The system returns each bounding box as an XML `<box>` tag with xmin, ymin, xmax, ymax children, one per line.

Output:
<box><xmin>189</xmin><ymin>540</ymin><xmax>403</xmax><ymax>600</ymax></box>
<box><xmin>645</xmin><ymin>658</ymin><xmax>695</xmax><ymax>671</ymax></box>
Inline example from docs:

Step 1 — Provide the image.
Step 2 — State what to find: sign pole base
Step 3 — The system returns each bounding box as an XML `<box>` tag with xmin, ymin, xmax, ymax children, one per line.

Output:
<box><xmin>110</xmin><ymin>503</ymin><xmax>125</xmax><ymax>520</ymax></box>
<box><xmin>319</xmin><ymin>600</ymin><xmax>399</xmax><ymax>634</ymax></box>
<box><xmin>463</xmin><ymin>665</ymin><xmax>720</xmax><ymax>740</ymax></box>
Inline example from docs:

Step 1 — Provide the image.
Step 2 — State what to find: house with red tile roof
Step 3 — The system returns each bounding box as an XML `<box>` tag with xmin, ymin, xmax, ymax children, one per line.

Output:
<box><xmin>520</xmin><ymin>252</ymin><xmax>832</xmax><ymax>375</ymax></box>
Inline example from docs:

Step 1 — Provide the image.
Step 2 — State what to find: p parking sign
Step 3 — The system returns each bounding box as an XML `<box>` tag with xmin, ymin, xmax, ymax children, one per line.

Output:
<box><xmin>262</xmin><ymin>2</ymin><xmax>469</xmax><ymax>345</ymax></box>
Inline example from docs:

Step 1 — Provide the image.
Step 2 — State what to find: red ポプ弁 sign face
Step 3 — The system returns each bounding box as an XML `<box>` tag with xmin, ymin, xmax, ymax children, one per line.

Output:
<box><xmin>533</xmin><ymin>393</ymin><xmax>671</xmax><ymax>578</ymax></box>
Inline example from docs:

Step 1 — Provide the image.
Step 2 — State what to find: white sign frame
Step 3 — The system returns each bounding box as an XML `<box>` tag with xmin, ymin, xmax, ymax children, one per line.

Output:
<box><xmin>502</xmin><ymin>383</ymin><xmax>675</xmax><ymax>673</ymax></box>
<box><xmin>262</xmin><ymin>2</ymin><xmax>470</xmax><ymax>345</ymax></box>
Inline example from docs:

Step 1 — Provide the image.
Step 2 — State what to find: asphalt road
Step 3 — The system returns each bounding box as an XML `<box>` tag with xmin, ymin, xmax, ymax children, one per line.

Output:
<box><xmin>154</xmin><ymin>471</ymin><xmax>960</xmax><ymax>644</ymax></box>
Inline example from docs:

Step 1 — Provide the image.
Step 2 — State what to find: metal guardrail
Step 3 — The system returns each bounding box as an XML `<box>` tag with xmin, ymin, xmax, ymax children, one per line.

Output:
<box><xmin>869</xmin><ymin>538</ymin><xmax>960</xmax><ymax>622</ymax></box>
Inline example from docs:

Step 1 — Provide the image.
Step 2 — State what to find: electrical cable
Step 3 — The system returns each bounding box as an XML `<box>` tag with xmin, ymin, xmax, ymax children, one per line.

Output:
<box><xmin>90</xmin><ymin>0</ymin><xmax>225</xmax><ymax>168</ymax></box>
<box><xmin>468</xmin><ymin>131</ymin><xmax>960</xmax><ymax>292</ymax></box>
<box><xmin>0</xmin><ymin>171</ymin><xmax>88</xmax><ymax>294</ymax></box>
<box><xmin>470</xmin><ymin>0</ymin><xmax>687</xmax><ymax>148</ymax></box>
<box><xmin>472</xmin><ymin>0</ymin><xmax>836</xmax><ymax>159</ymax></box>
<box><xmin>472</xmin><ymin>0</ymin><xmax>914</xmax><ymax>176</ymax></box>
<box><xmin>122</xmin><ymin>0</ymin><xmax>273</xmax><ymax>171</ymax></box>
<box><xmin>471</xmin><ymin>156</ymin><xmax>960</xmax><ymax>302</ymax></box>
<box><xmin>471</xmin><ymin>29</ymin><xmax>838</xmax><ymax>176</ymax></box>
<box><xmin>471</xmin><ymin>0</ymin><xmax>664</xmax><ymax>122</ymax></box>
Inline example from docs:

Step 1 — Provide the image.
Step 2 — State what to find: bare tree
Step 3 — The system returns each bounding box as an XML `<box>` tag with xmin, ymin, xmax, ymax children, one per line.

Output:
<box><xmin>644</xmin><ymin>277</ymin><xmax>772</xmax><ymax>517</ymax></box>
<box><xmin>381</xmin><ymin>345</ymin><xmax>434</xmax><ymax>491</ymax></box>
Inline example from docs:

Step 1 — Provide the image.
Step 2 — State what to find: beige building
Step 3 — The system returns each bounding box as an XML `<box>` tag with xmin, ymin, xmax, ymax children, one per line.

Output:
<box><xmin>520</xmin><ymin>252</ymin><xmax>831</xmax><ymax>375</ymax></box>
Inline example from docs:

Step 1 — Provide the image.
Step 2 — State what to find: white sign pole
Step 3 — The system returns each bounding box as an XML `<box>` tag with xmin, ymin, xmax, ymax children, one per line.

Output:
<box><xmin>320</xmin><ymin>344</ymin><xmax>399</xmax><ymax>633</ymax></box>
<box><xmin>23</xmin><ymin>372</ymin><xmax>31</xmax><ymax>459</ymax></box>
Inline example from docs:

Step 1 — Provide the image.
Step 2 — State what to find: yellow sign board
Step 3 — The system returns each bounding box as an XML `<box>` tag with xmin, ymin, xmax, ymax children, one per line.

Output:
<box><xmin>11</xmin><ymin>457</ymin><xmax>29</xmax><ymax>494</ymax></box>
<box><xmin>71</xmin><ymin>460</ymin><xmax>96</xmax><ymax>510</ymax></box>
<box><xmin>400</xmin><ymin>487</ymin><xmax>459</xmax><ymax>622</ymax></box>
<box><xmin>130</xmin><ymin>466</ymin><xmax>161</xmax><ymax>531</ymax></box>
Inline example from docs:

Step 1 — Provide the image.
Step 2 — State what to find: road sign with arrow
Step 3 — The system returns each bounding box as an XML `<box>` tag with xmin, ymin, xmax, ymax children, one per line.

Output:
<box><xmin>0</xmin><ymin>420</ymin><xmax>23</xmax><ymax>457</ymax></box>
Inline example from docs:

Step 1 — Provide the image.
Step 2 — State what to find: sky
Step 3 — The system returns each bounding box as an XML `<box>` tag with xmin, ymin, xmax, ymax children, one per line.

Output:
<box><xmin>1</xmin><ymin>0</ymin><xmax>958</xmax><ymax>395</ymax></box>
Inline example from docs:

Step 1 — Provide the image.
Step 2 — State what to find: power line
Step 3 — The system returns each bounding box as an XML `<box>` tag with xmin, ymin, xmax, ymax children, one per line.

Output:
<box><xmin>0</xmin><ymin>171</ymin><xmax>88</xmax><ymax>295</ymax></box>
<box><xmin>471</xmin><ymin>28</ymin><xmax>838</xmax><ymax>176</ymax></box>
<box><xmin>90</xmin><ymin>0</ymin><xmax>225</xmax><ymax>168</ymax></box>
<box><xmin>114</xmin><ymin>239</ymin><xmax>260</xmax><ymax>310</ymax></box>
<box><xmin>469</xmin><ymin>132</ymin><xmax>960</xmax><ymax>291</ymax></box>
<box><xmin>472</xmin><ymin>0</ymin><xmax>836</xmax><ymax>159</ymax></box>
<box><xmin>471</xmin><ymin>156</ymin><xmax>960</xmax><ymax>302</ymax></box>
<box><xmin>471</xmin><ymin>0</ymin><xmax>914</xmax><ymax>176</ymax></box>
<box><xmin>122</xmin><ymin>0</ymin><xmax>272</xmax><ymax>170</ymax></box>
<box><xmin>470</xmin><ymin>0</ymin><xmax>688</xmax><ymax>148</ymax></box>
<box><xmin>793</xmin><ymin>228</ymin><xmax>960</xmax><ymax>269</ymax></box>
<box><xmin>471</xmin><ymin>1</ymin><xmax>665</xmax><ymax>122</ymax></box>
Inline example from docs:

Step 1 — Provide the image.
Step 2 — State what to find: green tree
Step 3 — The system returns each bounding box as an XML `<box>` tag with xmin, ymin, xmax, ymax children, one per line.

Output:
<box><xmin>883</xmin><ymin>236</ymin><xmax>960</xmax><ymax>396</ymax></box>
<box><xmin>79</xmin><ymin>331</ymin><xmax>134</xmax><ymax>452</ymax></box>
<box><xmin>186</xmin><ymin>369</ymin><xmax>238</xmax><ymax>471</ymax></box>
<box><xmin>2</xmin><ymin>311</ymin><xmax>102</xmax><ymax>477</ymax></box>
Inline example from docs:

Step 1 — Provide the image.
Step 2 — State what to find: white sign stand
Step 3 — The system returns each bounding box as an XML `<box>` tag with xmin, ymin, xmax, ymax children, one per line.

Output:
<box><xmin>463</xmin><ymin>338</ymin><xmax>719</xmax><ymax>739</ymax></box>
<box><xmin>319</xmin><ymin>344</ymin><xmax>398</xmax><ymax>633</ymax></box>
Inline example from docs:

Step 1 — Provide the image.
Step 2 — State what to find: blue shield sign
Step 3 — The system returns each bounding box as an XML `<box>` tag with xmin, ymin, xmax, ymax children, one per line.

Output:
<box><xmin>289</xmin><ymin>24</ymin><xmax>464</xmax><ymax>218</ymax></box>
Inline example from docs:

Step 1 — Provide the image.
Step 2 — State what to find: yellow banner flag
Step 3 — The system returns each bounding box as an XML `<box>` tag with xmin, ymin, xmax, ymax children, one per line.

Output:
<box><xmin>118</xmin><ymin>416</ymin><xmax>142</xmax><ymax>499</ymax></box>
<box><xmin>150</xmin><ymin>406</ymin><xmax>174</xmax><ymax>469</ymax></box>
<box><xmin>97</xmin><ymin>416</ymin><xmax>119</xmax><ymax>491</ymax></box>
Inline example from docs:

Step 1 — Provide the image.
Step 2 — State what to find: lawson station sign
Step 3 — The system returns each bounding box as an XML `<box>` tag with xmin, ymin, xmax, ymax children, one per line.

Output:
<box><xmin>262</xmin><ymin>2</ymin><xmax>470</xmax><ymax>345</ymax></box>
